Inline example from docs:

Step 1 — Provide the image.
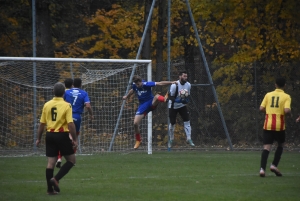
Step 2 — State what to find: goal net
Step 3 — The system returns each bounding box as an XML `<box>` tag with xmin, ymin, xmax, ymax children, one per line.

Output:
<box><xmin>0</xmin><ymin>57</ymin><xmax>152</xmax><ymax>156</ymax></box>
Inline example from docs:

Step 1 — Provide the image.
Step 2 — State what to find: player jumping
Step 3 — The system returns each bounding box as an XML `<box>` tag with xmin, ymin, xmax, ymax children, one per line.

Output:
<box><xmin>123</xmin><ymin>75</ymin><xmax>177</xmax><ymax>149</ymax></box>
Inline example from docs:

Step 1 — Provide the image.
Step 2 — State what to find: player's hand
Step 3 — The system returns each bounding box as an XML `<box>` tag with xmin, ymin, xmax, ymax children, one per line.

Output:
<box><xmin>181</xmin><ymin>99</ymin><xmax>187</xmax><ymax>104</ymax></box>
<box><xmin>36</xmin><ymin>139</ymin><xmax>41</xmax><ymax>147</ymax></box>
<box><xmin>296</xmin><ymin>116</ymin><xmax>300</xmax><ymax>123</ymax></box>
<box><xmin>72</xmin><ymin>140</ymin><xmax>78</xmax><ymax>149</ymax></box>
<box><xmin>173</xmin><ymin>81</ymin><xmax>178</xmax><ymax>85</ymax></box>
<box><xmin>122</xmin><ymin>96</ymin><xmax>127</xmax><ymax>100</ymax></box>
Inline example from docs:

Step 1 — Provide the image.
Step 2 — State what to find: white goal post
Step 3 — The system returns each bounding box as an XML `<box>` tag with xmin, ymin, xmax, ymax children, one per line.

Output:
<box><xmin>0</xmin><ymin>57</ymin><xmax>153</xmax><ymax>155</ymax></box>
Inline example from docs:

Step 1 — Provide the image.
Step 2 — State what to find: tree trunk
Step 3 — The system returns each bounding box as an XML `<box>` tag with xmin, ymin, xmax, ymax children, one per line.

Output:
<box><xmin>155</xmin><ymin>0</ymin><xmax>167</xmax><ymax>81</ymax></box>
<box><xmin>141</xmin><ymin>0</ymin><xmax>152</xmax><ymax>60</ymax></box>
<box><xmin>36</xmin><ymin>0</ymin><xmax>54</xmax><ymax>57</ymax></box>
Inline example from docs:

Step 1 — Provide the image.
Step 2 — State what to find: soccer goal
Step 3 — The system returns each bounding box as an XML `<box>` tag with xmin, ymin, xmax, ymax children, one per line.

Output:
<box><xmin>0</xmin><ymin>57</ymin><xmax>153</xmax><ymax>156</ymax></box>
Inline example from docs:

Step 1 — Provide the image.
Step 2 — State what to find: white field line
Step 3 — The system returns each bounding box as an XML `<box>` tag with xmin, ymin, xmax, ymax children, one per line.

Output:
<box><xmin>1</xmin><ymin>172</ymin><xmax>300</xmax><ymax>184</ymax></box>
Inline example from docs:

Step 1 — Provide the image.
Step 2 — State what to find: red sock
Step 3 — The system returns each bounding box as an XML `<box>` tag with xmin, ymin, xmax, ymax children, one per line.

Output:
<box><xmin>57</xmin><ymin>151</ymin><xmax>62</xmax><ymax>160</ymax></box>
<box><xmin>157</xmin><ymin>95</ymin><xmax>165</xmax><ymax>102</ymax></box>
<box><xmin>135</xmin><ymin>133</ymin><xmax>141</xmax><ymax>141</ymax></box>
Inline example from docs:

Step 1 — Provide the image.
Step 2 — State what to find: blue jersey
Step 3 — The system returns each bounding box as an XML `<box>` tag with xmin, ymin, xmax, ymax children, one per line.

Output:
<box><xmin>132</xmin><ymin>81</ymin><xmax>156</xmax><ymax>104</ymax></box>
<box><xmin>64</xmin><ymin>88</ymin><xmax>90</xmax><ymax>114</ymax></box>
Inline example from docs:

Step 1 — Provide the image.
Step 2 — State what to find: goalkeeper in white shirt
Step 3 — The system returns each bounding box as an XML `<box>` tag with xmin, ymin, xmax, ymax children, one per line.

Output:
<box><xmin>166</xmin><ymin>71</ymin><xmax>195</xmax><ymax>148</ymax></box>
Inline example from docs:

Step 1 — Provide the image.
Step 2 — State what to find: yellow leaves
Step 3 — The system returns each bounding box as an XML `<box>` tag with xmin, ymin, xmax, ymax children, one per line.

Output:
<box><xmin>7</xmin><ymin>17</ymin><xmax>18</xmax><ymax>26</ymax></box>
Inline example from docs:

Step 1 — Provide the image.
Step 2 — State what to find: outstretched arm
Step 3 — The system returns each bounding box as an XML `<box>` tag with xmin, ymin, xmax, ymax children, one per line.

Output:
<box><xmin>155</xmin><ymin>81</ymin><xmax>177</xmax><ymax>86</ymax></box>
<box><xmin>123</xmin><ymin>89</ymin><xmax>134</xmax><ymax>100</ymax></box>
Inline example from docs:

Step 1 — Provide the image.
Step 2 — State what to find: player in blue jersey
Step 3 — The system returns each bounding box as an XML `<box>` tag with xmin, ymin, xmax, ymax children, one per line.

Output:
<box><xmin>123</xmin><ymin>75</ymin><xmax>177</xmax><ymax>149</ymax></box>
<box><xmin>56</xmin><ymin>78</ymin><xmax>93</xmax><ymax>168</ymax></box>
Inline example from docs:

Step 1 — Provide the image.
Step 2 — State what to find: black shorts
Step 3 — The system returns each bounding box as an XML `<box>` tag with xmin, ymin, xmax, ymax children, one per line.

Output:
<box><xmin>263</xmin><ymin>130</ymin><xmax>286</xmax><ymax>145</ymax></box>
<box><xmin>169</xmin><ymin>106</ymin><xmax>190</xmax><ymax>125</ymax></box>
<box><xmin>46</xmin><ymin>132</ymin><xmax>74</xmax><ymax>157</ymax></box>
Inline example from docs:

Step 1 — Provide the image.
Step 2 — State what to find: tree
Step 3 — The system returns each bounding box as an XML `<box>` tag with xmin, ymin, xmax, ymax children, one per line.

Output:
<box><xmin>155</xmin><ymin>0</ymin><xmax>167</xmax><ymax>81</ymax></box>
<box><xmin>0</xmin><ymin>0</ymin><xmax>32</xmax><ymax>56</ymax></box>
<box><xmin>190</xmin><ymin>0</ymin><xmax>300</xmax><ymax>102</ymax></box>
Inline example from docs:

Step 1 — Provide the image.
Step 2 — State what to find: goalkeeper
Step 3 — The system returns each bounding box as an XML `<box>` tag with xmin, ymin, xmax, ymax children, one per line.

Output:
<box><xmin>123</xmin><ymin>75</ymin><xmax>177</xmax><ymax>149</ymax></box>
<box><xmin>166</xmin><ymin>71</ymin><xmax>194</xmax><ymax>148</ymax></box>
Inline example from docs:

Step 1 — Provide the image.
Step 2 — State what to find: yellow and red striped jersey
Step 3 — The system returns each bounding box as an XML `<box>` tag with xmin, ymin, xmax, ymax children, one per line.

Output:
<box><xmin>260</xmin><ymin>89</ymin><xmax>291</xmax><ymax>131</ymax></box>
<box><xmin>40</xmin><ymin>97</ymin><xmax>73</xmax><ymax>132</ymax></box>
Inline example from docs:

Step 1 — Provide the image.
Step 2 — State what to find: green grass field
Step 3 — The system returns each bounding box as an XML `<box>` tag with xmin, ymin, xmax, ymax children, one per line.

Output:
<box><xmin>0</xmin><ymin>151</ymin><xmax>299</xmax><ymax>201</ymax></box>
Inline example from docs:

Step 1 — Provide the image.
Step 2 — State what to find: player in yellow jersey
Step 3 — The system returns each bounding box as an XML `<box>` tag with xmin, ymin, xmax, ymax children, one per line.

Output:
<box><xmin>259</xmin><ymin>77</ymin><xmax>291</xmax><ymax>177</ymax></box>
<box><xmin>36</xmin><ymin>82</ymin><xmax>77</xmax><ymax>195</ymax></box>
<box><xmin>56</xmin><ymin>78</ymin><xmax>74</xmax><ymax>168</ymax></box>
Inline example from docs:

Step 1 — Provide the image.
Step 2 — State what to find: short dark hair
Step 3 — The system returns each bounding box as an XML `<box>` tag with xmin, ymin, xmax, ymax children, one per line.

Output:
<box><xmin>73</xmin><ymin>78</ymin><xmax>82</xmax><ymax>88</ymax></box>
<box><xmin>132</xmin><ymin>75</ymin><xmax>142</xmax><ymax>83</ymax></box>
<box><xmin>179</xmin><ymin>71</ymin><xmax>187</xmax><ymax>76</ymax></box>
<box><xmin>54</xmin><ymin>82</ymin><xmax>65</xmax><ymax>97</ymax></box>
<box><xmin>276</xmin><ymin>77</ymin><xmax>286</xmax><ymax>88</ymax></box>
<box><xmin>64</xmin><ymin>78</ymin><xmax>73</xmax><ymax>89</ymax></box>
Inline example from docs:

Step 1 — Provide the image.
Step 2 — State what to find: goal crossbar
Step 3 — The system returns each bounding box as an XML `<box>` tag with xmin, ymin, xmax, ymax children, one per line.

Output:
<box><xmin>0</xmin><ymin>57</ymin><xmax>151</xmax><ymax>63</ymax></box>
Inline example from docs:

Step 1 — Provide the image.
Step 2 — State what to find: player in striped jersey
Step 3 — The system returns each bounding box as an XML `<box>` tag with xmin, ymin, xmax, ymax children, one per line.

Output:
<box><xmin>259</xmin><ymin>77</ymin><xmax>291</xmax><ymax>177</ymax></box>
<box><xmin>36</xmin><ymin>82</ymin><xmax>77</xmax><ymax>195</ymax></box>
<box><xmin>56</xmin><ymin>78</ymin><xmax>74</xmax><ymax>168</ymax></box>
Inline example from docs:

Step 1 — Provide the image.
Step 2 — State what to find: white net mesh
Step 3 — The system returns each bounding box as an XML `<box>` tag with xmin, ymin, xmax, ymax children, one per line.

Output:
<box><xmin>0</xmin><ymin>58</ymin><xmax>151</xmax><ymax>155</ymax></box>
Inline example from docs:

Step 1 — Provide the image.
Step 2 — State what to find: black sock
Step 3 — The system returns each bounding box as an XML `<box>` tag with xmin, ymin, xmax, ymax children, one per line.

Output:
<box><xmin>272</xmin><ymin>146</ymin><xmax>283</xmax><ymax>167</ymax></box>
<box><xmin>260</xmin><ymin>149</ymin><xmax>269</xmax><ymax>170</ymax></box>
<box><xmin>54</xmin><ymin>161</ymin><xmax>74</xmax><ymax>181</ymax></box>
<box><xmin>46</xmin><ymin>168</ymin><xmax>54</xmax><ymax>192</ymax></box>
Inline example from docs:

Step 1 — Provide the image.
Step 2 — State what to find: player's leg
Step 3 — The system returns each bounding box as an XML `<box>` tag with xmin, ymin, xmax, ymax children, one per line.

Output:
<box><xmin>133</xmin><ymin>100</ymin><xmax>153</xmax><ymax>149</ymax></box>
<box><xmin>178</xmin><ymin>106</ymin><xmax>194</xmax><ymax>146</ymax></box>
<box><xmin>270</xmin><ymin>131</ymin><xmax>285</xmax><ymax>176</ymax></box>
<box><xmin>51</xmin><ymin>132</ymin><xmax>76</xmax><ymax>193</ymax></box>
<box><xmin>152</xmin><ymin>94</ymin><xmax>168</xmax><ymax>106</ymax></box>
<box><xmin>168</xmin><ymin>108</ymin><xmax>178</xmax><ymax>148</ymax></box>
<box><xmin>72</xmin><ymin>114</ymin><xmax>81</xmax><ymax>154</ymax></box>
<box><xmin>56</xmin><ymin>151</ymin><xmax>62</xmax><ymax>168</ymax></box>
<box><xmin>45</xmin><ymin>132</ymin><xmax>59</xmax><ymax>195</ymax></box>
<box><xmin>133</xmin><ymin>114</ymin><xmax>144</xmax><ymax>149</ymax></box>
<box><xmin>260</xmin><ymin>130</ymin><xmax>273</xmax><ymax>177</ymax></box>
<box><xmin>46</xmin><ymin>157</ymin><xmax>58</xmax><ymax>195</ymax></box>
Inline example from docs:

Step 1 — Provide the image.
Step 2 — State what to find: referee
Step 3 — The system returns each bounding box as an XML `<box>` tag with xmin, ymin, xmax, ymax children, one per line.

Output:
<box><xmin>36</xmin><ymin>82</ymin><xmax>77</xmax><ymax>195</ymax></box>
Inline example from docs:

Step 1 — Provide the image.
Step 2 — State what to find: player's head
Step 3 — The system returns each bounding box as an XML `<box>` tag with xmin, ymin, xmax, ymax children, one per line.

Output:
<box><xmin>132</xmin><ymin>75</ymin><xmax>143</xmax><ymax>88</ymax></box>
<box><xmin>179</xmin><ymin>71</ymin><xmax>188</xmax><ymax>84</ymax></box>
<box><xmin>73</xmin><ymin>78</ymin><xmax>82</xmax><ymax>88</ymax></box>
<box><xmin>54</xmin><ymin>82</ymin><xmax>65</xmax><ymax>97</ymax></box>
<box><xmin>64</xmin><ymin>78</ymin><xmax>73</xmax><ymax>89</ymax></box>
<box><xmin>275</xmin><ymin>77</ymin><xmax>286</xmax><ymax>88</ymax></box>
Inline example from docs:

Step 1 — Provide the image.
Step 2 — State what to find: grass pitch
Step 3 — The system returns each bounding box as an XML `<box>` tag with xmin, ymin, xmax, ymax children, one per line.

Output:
<box><xmin>0</xmin><ymin>151</ymin><xmax>299</xmax><ymax>201</ymax></box>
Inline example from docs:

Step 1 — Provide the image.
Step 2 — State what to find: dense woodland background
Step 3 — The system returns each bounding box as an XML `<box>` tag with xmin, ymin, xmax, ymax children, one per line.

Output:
<box><xmin>0</xmin><ymin>0</ymin><xmax>300</xmax><ymax>150</ymax></box>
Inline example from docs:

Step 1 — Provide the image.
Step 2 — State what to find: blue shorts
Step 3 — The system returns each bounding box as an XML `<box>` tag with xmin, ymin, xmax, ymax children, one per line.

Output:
<box><xmin>136</xmin><ymin>98</ymin><xmax>157</xmax><ymax>116</ymax></box>
<box><xmin>72</xmin><ymin>113</ymin><xmax>82</xmax><ymax>132</ymax></box>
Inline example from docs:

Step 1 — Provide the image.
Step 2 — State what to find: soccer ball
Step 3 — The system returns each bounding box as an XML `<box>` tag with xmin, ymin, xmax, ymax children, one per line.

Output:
<box><xmin>179</xmin><ymin>89</ymin><xmax>189</xmax><ymax>98</ymax></box>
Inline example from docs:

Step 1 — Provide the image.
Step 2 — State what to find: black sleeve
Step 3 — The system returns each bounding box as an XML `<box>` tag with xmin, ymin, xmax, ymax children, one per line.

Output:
<box><xmin>169</xmin><ymin>95</ymin><xmax>175</xmax><ymax>102</ymax></box>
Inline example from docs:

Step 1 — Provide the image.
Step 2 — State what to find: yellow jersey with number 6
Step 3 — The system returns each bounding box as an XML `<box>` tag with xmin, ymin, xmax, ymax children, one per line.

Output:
<box><xmin>260</xmin><ymin>89</ymin><xmax>291</xmax><ymax>131</ymax></box>
<box><xmin>40</xmin><ymin>97</ymin><xmax>73</xmax><ymax>132</ymax></box>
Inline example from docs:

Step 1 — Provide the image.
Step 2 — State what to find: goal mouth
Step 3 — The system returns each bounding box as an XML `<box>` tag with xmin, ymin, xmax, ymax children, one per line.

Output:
<box><xmin>0</xmin><ymin>57</ymin><xmax>153</xmax><ymax>155</ymax></box>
